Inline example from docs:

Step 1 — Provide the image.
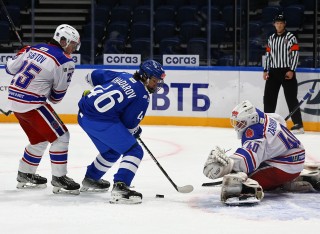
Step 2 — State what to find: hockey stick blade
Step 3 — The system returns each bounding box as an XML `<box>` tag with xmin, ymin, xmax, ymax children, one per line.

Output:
<box><xmin>177</xmin><ymin>185</ymin><xmax>194</xmax><ymax>193</ymax></box>
<box><xmin>138</xmin><ymin>138</ymin><xmax>194</xmax><ymax>194</ymax></box>
<box><xmin>0</xmin><ymin>109</ymin><xmax>12</xmax><ymax>116</ymax></box>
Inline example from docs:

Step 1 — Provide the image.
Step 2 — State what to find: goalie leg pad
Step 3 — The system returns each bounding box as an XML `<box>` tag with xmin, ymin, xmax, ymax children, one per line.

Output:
<box><xmin>300</xmin><ymin>167</ymin><xmax>320</xmax><ymax>191</ymax></box>
<box><xmin>221</xmin><ymin>172</ymin><xmax>264</xmax><ymax>205</ymax></box>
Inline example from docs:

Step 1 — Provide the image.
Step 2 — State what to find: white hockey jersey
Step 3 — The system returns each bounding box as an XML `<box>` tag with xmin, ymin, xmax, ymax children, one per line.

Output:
<box><xmin>230</xmin><ymin>109</ymin><xmax>305</xmax><ymax>175</ymax></box>
<box><xmin>5</xmin><ymin>44</ymin><xmax>75</xmax><ymax>113</ymax></box>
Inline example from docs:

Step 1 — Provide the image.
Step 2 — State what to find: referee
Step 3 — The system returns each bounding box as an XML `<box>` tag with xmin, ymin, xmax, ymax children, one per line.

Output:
<box><xmin>263</xmin><ymin>14</ymin><xmax>304</xmax><ymax>134</ymax></box>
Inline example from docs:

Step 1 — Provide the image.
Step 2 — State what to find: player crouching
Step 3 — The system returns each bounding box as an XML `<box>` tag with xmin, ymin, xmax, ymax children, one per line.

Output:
<box><xmin>203</xmin><ymin>100</ymin><xmax>319</xmax><ymax>205</ymax></box>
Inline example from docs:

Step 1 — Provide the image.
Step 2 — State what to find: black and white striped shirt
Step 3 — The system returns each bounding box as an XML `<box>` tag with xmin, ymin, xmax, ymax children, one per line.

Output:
<box><xmin>263</xmin><ymin>31</ymin><xmax>299</xmax><ymax>71</ymax></box>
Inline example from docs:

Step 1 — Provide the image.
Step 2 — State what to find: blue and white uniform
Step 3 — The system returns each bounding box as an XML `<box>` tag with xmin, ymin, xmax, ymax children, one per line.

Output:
<box><xmin>78</xmin><ymin>70</ymin><xmax>150</xmax><ymax>186</ymax></box>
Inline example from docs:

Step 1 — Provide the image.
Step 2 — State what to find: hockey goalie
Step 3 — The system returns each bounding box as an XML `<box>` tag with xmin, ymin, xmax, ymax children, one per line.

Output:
<box><xmin>203</xmin><ymin>100</ymin><xmax>320</xmax><ymax>205</ymax></box>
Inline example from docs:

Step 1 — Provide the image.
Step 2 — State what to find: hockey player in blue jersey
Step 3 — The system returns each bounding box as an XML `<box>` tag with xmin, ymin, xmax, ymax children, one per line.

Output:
<box><xmin>78</xmin><ymin>60</ymin><xmax>166</xmax><ymax>204</ymax></box>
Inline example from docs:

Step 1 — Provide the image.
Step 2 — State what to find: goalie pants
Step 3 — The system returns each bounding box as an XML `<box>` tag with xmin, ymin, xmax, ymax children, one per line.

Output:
<box><xmin>14</xmin><ymin>103</ymin><xmax>69</xmax><ymax>176</ymax></box>
<box><xmin>249</xmin><ymin>163</ymin><xmax>300</xmax><ymax>190</ymax></box>
<box><xmin>78</xmin><ymin>113</ymin><xmax>144</xmax><ymax>186</ymax></box>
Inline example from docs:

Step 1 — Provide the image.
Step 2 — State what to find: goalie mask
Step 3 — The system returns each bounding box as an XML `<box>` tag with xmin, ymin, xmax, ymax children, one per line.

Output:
<box><xmin>53</xmin><ymin>24</ymin><xmax>81</xmax><ymax>51</ymax></box>
<box><xmin>230</xmin><ymin>100</ymin><xmax>259</xmax><ymax>138</ymax></box>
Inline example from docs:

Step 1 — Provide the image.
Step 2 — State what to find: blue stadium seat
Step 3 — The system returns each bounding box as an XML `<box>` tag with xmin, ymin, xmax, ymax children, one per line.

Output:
<box><xmin>5</xmin><ymin>5</ymin><xmax>21</xmax><ymax>27</ymax></box>
<box><xmin>222</xmin><ymin>5</ymin><xmax>242</xmax><ymax>29</ymax></box>
<box><xmin>82</xmin><ymin>22</ymin><xmax>106</xmax><ymax>41</ymax></box>
<box><xmin>130</xmin><ymin>38</ymin><xmax>151</xmax><ymax>60</ymax></box>
<box><xmin>0</xmin><ymin>21</ymin><xmax>10</xmax><ymax>44</ymax></box>
<box><xmin>107</xmin><ymin>21</ymin><xmax>129</xmax><ymax>41</ymax></box>
<box><xmin>262</xmin><ymin>22</ymin><xmax>275</xmax><ymax>38</ymax></box>
<box><xmin>119</xmin><ymin>0</ymin><xmax>140</xmax><ymax>9</ymax></box>
<box><xmin>130</xmin><ymin>22</ymin><xmax>152</xmax><ymax>42</ymax></box>
<box><xmin>210</xmin><ymin>21</ymin><xmax>226</xmax><ymax>44</ymax></box>
<box><xmin>187</xmin><ymin>37</ymin><xmax>208</xmax><ymax>64</ymax></box>
<box><xmin>79</xmin><ymin>38</ymin><xmax>98</xmax><ymax>56</ymax></box>
<box><xmin>154</xmin><ymin>5</ymin><xmax>176</xmax><ymax>24</ymax></box>
<box><xmin>159</xmin><ymin>37</ymin><xmax>182</xmax><ymax>55</ymax></box>
<box><xmin>200</xmin><ymin>6</ymin><xmax>221</xmax><ymax>21</ymax></box>
<box><xmin>96</xmin><ymin>0</ymin><xmax>117</xmax><ymax>8</ymax></box>
<box><xmin>179</xmin><ymin>21</ymin><xmax>202</xmax><ymax>44</ymax></box>
<box><xmin>261</xmin><ymin>6</ymin><xmax>282</xmax><ymax>23</ymax></box>
<box><xmin>110</xmin><ymin>5</ymin><xmax>132</xmax><ymax>23</ymax></box>
<box><xmin>154</xmin><ymin>21</ymin><xmax>176</xmax><ymax>44</ymax></box>
<box><xmin>103</xmin><ymin>38</ymin><xmax>126</xmax><ymax>54</ymax></box>
<box><xmin>176</xmin><ymin>5</ymin><xmax>199</xmax><ymax>26</ymax></box>
<box><xmin>280</xmin><ymin>0</ymin><xmax>301</xmax><ymax>7</ymax></box>
<box><xmin>133</xmin><ymin>5</ymin><xmax>151</xmax><ymax>23</ymax></box>
<box><xmin>249</xmin><ymin>21</ymin><xmax>263</xmax><ymax>38</ymax></box>
<box><xmin>93</xmin><ymin>7</ymin><xmax>111</xmax><ymax>24</ymax></box>
<box><xmin>284</xmin><ymin>5</ymin><xmax>304</xmax><ymax>29</ymax></box>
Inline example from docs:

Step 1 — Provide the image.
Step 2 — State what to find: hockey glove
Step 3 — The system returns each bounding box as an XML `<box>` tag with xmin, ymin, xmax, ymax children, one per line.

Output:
<box><xmin>128</xmin><ymin>126</ymin><xmax>142</xmax><ymax>138</ymax></box>
<box><xmin>203</xmin><ymin>146</ymin><xmax>234</xmax><ymax>179</ymax></box>
<box><xmin>82</xmin><ymin>90</ymin><xmax>91</xmax><ymax>97</ymax></box>
<box><xmin>133</xmin><ymin>126</ymin><xmax>142</xmax><ymax>138</ymax></box>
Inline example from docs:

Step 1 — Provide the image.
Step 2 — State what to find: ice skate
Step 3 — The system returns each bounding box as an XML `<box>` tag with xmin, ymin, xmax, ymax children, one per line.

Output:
<box><xmin>290</xmin><ymin>124</ymin><xmax>304</xmax><ymax>134</ymax></box>
<box><xmin>110</xmin><ymin>182</ymin><xmax>142</xmax><ymax>204</ymax></box>
<box><xmin>51</xmin><ymin>175</ymin><xmax>80</xmax><ymax>195</ymax></box>
<box><xmin>80</xmin><ymin>177</ymin><xmax>110</xmax><ymax>192</ymax></box>
<box><xmin>16</xmin><ymin>171</ymin><xmax>47</xmax><ymax>189</ymax></box>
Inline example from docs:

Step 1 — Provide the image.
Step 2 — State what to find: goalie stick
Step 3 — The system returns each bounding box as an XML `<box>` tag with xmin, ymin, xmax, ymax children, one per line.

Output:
<box><xmin>202</xmin><ymin>89</ymin><xmax>315</xmax><ymax>187</ymax></box>
<box><xmin>138</xmin><ymin>138</ymin><xmax>194</xmax><ymax>193</ymax></box>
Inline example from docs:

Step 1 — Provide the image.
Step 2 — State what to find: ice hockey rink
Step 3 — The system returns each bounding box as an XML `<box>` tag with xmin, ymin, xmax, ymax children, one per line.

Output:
<box><xmin>0</xmin><ymin>123</ymin><xmax>319</xmax><ymax>234</ymax></box>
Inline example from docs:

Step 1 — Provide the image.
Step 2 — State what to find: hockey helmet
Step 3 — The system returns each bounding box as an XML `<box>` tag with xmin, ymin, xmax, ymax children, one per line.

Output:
<box><xmin>273</xmin><ymin>14</ymin><xmax>286</xmax><ymax>23</ymax></box>
<box><xmin>230</xmin><ymin>100</ymin><xmax>259</xmax><ymax>137</ymax></box>
<box><xmin>139</xmin><ymin>60</ymin><xmax>166</xmax><ymax>93</ymax></box>
<box><xmin>53</xmin><ymin>24</ymin><xmax>81</xmax><ymax>51</ymax></box>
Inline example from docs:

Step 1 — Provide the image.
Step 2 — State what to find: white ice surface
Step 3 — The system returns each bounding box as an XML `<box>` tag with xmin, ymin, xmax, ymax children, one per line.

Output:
<box><xmin>0</xmin><ymin>124</ymin><xmax>319</xmax><ymax>234</ymax></box>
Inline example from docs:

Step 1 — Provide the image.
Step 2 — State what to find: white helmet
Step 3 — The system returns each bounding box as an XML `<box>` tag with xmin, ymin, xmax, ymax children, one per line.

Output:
<box><xmin>230</xmin><ymin>100</ymin><xmax>259</xmax><ymax>137</ymax></box>
<box><xmin>53</xmin><ymin>24</ymin><xmax>81</xmax><ymax>50</ymax></box>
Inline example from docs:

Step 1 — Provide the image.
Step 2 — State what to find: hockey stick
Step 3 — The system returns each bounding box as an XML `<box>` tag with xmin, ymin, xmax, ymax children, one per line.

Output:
<box><xmin>0</xmin><ymin>109</ymin><xmax>12</xmax><ymax>116</ymax></box>
<box><xmin>285</xmin><ymin>88</ymin><xmax>314</xmax><ymax>121</ymax></box>
<box><xmin>0</xmin><ymin>0</ymin><xmax>24</xmax><ymax>47</ymax></box>
<box><xmin>202</xmin><ymin>179</ymin><xmax>223</xmax><ymax>187</ymax></box>
<box><xmin>138</xmin><ymin>138</ymin><xmax>194</xmax><ymax>193</ymax></box>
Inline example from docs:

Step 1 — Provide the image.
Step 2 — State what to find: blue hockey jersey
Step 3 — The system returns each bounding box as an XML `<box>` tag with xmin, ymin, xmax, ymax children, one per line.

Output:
<box><xmin>78</xmin><ymin>70</ymin><xmax>150</xmax><ymax>130</ymax></box>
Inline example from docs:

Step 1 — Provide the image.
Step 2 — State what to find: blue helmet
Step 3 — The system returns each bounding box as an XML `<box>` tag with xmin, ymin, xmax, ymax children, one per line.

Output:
<box><xmin>139</xmin><ymin>60</ymin><xmax>166</xmax><ymax>80</ymax></box>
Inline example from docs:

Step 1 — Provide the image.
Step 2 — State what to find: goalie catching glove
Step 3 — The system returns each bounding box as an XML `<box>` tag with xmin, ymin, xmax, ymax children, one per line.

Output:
<box><xmin>203</xmin><ymin>146</ymin><xmax>234</xmax><ymax>179</ymax></box>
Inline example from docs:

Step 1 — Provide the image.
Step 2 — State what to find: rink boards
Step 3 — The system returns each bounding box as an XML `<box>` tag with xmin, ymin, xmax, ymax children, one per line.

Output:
<box><xmin>1</xmin><ymin>65</ymin><xmax>320</xmax><ymax>131</ymax></box>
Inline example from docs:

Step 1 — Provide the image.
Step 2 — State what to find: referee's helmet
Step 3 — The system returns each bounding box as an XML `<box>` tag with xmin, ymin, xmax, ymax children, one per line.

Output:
<box><xmin>273</xmin><ymin>14</ymin><xmax>286</xmax><ymax>23</ymax></box>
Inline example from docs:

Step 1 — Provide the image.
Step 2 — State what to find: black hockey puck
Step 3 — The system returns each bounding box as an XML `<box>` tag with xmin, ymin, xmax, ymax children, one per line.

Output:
<box><xmin>155</xmin><ymin>194</ymin><xmax>164</xmax><ymax>198</ymax></box>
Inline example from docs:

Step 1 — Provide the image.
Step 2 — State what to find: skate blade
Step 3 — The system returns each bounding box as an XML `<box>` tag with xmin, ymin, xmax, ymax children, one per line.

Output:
<box><xmin>109</xmin><ymin>195</ymin><xmax>142</xmax><ymax>204</ymax></box>
<box><xmin>17</xmin><ymin>182</ymin><xmax>47</xmax><ymax>189</ymax></box>
<box><xmin>80</xmin><ymin>186</ymin><xmax>109</xmax><ymax>193</ymax></box>
<box><xmin>224</xmin><ymin>197</ymin><xmax>260</xmax><ymax>206</ymax></box>
<box><xmin>291</xmin><ymin>129</ymin><xmax>305</xmax><ymax>134</ymax></box>
<box><xmin>52</xmin><ymin>186</ymin><xmax>80</xmax><ymax>195</ymax></box>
